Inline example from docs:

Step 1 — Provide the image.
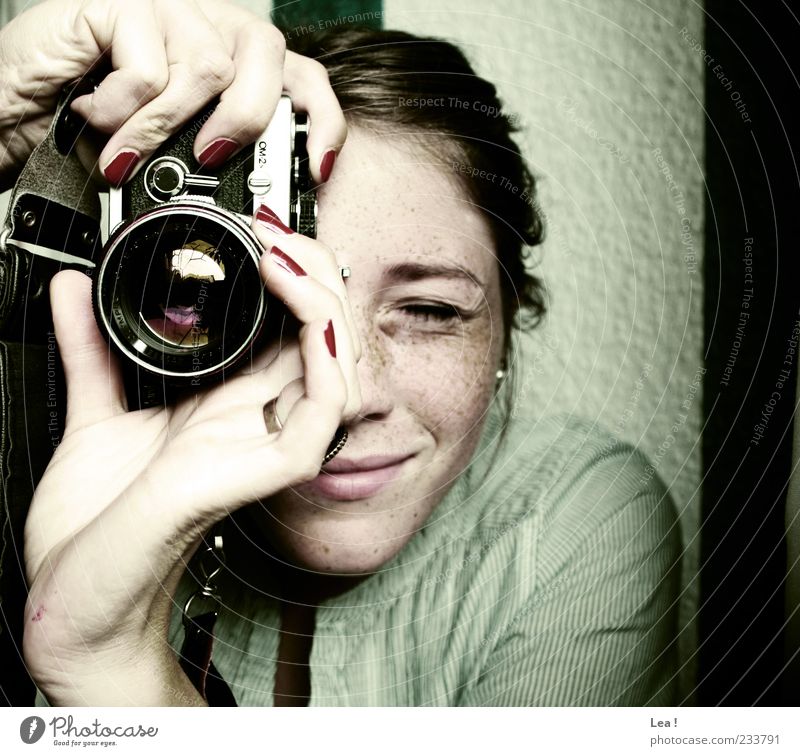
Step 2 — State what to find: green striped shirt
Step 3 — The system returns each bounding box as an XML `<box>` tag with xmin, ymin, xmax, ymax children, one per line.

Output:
<box><xmin>169</xmin><ymin>409</ymin><xmax>681</xmax><ymax>706</ymax></box>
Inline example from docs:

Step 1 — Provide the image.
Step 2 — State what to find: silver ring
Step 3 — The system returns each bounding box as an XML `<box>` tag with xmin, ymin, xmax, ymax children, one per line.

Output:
<box><xmin>263</xmin><ymin>397</ymin><xmax>283</xmax><ymax>434</ymax></box>
<box><xmin>339</xmin><ymin>265</ymin><xmax>351</xmax><ymax>280</ymax></box>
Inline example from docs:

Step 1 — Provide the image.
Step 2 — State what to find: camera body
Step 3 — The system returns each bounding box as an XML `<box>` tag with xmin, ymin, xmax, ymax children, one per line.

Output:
<box><xmin>1</xmin><ymin>90</ymin><xmax>314</xmax><ymax>404</ymax></box>
<box><xmin>95</xmin><ymin>96</ymin><xmax>315</xmax><ymax>393</ymax></box>
<box><xmin>108</xmin><ymin>96</ymin><xmax>316</xmax><ymax>236</ymax></box>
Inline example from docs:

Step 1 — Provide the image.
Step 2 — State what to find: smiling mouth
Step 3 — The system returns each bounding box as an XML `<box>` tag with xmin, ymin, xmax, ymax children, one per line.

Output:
<box><xmin>305</xmin><ymin>454</ymin><xmax>414</xmax><ymax>501</ymax></box>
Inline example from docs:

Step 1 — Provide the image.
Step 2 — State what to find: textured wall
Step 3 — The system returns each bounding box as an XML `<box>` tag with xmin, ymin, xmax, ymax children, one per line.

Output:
<box><xmin>383</xmin><ymin>0</ymin><xmax>704</xmax><ymax>701</ymax></box>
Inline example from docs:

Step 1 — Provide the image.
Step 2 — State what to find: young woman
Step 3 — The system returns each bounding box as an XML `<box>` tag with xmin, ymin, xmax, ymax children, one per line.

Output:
<box><xmin>0</xmin><ymin>0</ymin><xmax>680</xmax><ymax>706</ymax></box>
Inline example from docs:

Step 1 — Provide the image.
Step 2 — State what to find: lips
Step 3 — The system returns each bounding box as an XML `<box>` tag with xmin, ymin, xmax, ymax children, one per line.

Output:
<box><xmin>306</xmin><ymin>454</ymin><xmax>413</xmax><ymax>501</ymax></box>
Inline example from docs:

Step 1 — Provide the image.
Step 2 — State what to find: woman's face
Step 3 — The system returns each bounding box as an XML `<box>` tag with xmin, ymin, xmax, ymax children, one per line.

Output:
<box><xmin>258</xmin><ymin>128</ymin><xmax>505</xmax><ymax>574</ymax></box>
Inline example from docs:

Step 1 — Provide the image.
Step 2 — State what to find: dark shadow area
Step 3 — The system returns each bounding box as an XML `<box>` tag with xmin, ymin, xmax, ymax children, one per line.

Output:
<box><xmin>701</xmin><ymin>0</ymin><xmax>800</xmax><ymax>705</ymax></box>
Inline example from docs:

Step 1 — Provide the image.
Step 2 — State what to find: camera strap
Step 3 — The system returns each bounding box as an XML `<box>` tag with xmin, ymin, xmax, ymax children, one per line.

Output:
<box><xmin>179</xmin><ymin>526</ymin><xmax>237</xmax><ymax>706</ymax></box>
<box><xmin>0</xmin><ymin>77</ymin><xmax>102</xmax><ymax>339</ymax></box>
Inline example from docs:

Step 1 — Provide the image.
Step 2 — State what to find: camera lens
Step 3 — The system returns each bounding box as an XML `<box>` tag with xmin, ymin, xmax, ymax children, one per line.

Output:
<box><xmin>95</xmin><ymin>202</ymin><xmax>266</xmax><ymax>383</ymax></box>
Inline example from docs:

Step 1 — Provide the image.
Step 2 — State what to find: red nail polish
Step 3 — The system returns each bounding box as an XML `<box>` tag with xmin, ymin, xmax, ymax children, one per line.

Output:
<box><xmin>198</xmin><ymin>138</ymin><xmax>239</xmax><ymax>168</ymax></box>
<box><xmin>256</xmin><ymin>204</ymin><xmax>295</xmax><ymax>234</ymax></box>
<box><xmin>270</xmin><ymin>246</ymin><xmax>306</xmax><ymax>276</ymax></box>
<box><xmin>324</xmin><ymin>320</ymin><xmax>336</xmax><ymax>358</ymax></box>
<box><xmin>320</xmin><ymin>149</ymin><xmax>336</xmax><ymax>182</ymax></box>
<box><xmin>103</xmin><ymin>150</ymin><xmax>139</xmax><ymax>187</ymax></box>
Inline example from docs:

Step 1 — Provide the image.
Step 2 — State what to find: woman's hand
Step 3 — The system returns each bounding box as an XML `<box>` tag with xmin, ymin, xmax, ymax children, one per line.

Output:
<box><xmin>22</xmin><ymin>213</ymin><xmax>361</xmax><ymax>706</ymax></box>
<box><xmin>0</xmin><ymin>0</ymin><xmax>345</xmax><ymax>187</ymax></box>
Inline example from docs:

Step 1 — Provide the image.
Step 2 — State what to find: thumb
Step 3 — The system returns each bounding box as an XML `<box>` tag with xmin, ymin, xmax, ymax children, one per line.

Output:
<box><xmin>50</xmin><ymin>270</ymin><xmax>127</xmax><ymax>428</ymax></box>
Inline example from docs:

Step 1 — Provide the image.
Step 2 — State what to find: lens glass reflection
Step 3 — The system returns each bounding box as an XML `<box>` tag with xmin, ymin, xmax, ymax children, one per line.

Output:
<box><xmin>140</xmin><ymin>239</ymin><xmax>227</xmax><ymax>349</ymax></box>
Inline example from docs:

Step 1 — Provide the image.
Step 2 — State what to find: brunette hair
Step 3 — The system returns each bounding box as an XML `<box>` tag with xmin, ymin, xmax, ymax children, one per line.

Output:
<box><xmin>288</xmin><ymin>27</ymin><xmax>547</xmax><ymax>353</ymax></box>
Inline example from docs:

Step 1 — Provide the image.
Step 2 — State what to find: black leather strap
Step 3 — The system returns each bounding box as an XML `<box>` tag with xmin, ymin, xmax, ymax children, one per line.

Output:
<box><xmin>179</xmin><ymin>611</ymin><xmax>237</xmax><ymax>706</ymax></box>
<box><xmin>0</xmin><ymin>340</ymin><xmax>62</xmax><ymax>703</ymax></box>
<box><xmin>1</xmin><ymin>76</ymin><xmax>101</xmax><ymax>342</ymax></box>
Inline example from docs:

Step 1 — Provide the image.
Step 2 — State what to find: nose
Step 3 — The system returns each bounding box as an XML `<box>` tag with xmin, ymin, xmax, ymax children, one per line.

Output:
<box><xmin>352</xmin><ymin>323</ymin><xmax>396</xmax><ymax>423</ymax></box>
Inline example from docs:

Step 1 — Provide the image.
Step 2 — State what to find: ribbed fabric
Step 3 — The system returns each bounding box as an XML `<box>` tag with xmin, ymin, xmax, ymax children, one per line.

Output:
<box><xmin>168</xmin><ymin>409</ymin><xmax>682</xmax><ymax>706</ymax></box>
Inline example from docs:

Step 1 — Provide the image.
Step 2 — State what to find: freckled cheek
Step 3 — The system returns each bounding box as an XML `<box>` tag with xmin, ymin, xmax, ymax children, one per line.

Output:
<box><xmin>390</xmin><ymin>330</ymin><xmax>496</xmax><ymax>434</ymax></box>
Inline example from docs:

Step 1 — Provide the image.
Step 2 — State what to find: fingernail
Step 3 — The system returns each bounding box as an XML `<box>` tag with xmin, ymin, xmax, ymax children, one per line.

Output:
<box><xmin>324</xmin><ymin>320</ymin><xmax>336</xmax><ymax>358</ymax></box>
<box><xmin>270</xmin><ymin>246</ymin><xmax>306</xmax><ymax>276</ymax></box>
<box><xmin>256</xmin><ymin>204</ymin><xmax>295</xmax><ymax>234</ymax></box>
<box><xmin>103</xmin><ymin>150</ymin><xmax>140</xmax><ymax>187</ymax></box>
<box><xmin>320</xmin><ymin>149</ymin><xmax>336</xmax><ymax>183</ymax></box>
<box><xmin>198</xmin><ymin>138</ymin><xmax>239</xmax><ymax>169</ymax></box>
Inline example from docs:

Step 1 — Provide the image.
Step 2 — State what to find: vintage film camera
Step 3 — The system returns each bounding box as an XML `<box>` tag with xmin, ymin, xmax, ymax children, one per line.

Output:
<box><xmin>1</xmin><ymin>89</ymin><xmax>315</xmax><ymax>403</ymax></box>
<box><xmin>99</xmin><ymin>95</ymin><xmax>316</xmax><ymax>392</ymax></box>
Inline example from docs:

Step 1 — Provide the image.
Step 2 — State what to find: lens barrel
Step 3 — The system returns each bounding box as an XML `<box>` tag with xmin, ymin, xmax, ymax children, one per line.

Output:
<box><xmin>94</xmin><ymin>201</ymin><xmax>266</xmax><ymax>384</ymax></box>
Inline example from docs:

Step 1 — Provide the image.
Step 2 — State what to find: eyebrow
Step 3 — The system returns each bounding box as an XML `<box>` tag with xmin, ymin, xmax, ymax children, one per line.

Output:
<box><xmin>383</xmin><ymin>262</ymin><xmax>487</xmax><ymax>291</ymax></box>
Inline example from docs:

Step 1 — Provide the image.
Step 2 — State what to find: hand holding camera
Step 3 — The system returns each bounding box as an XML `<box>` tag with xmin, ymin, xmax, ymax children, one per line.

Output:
<box><xmin>0</xmin><ymin>0</ymin><xmax>346</xmax><ymax>188</ymax></box>
<box><xmin>0</xmin><ymin>0</ymin><xmax>361</xmax><ymax>705</ymax></box>
<box><xmin>24</xmin><ymin>214</ymin><xmax>361</xmax><ymax>705</ymax></box>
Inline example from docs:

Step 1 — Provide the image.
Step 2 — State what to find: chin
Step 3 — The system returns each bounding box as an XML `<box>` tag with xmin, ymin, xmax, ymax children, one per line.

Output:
<box><xmin>270</xmin><ymin>520</ymin><xmax>418</xmax><ymax>575</ymax></box>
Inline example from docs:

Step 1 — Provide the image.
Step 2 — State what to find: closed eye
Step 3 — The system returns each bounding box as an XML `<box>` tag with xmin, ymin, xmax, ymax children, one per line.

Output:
<box><xmin>401</xmin><ymin>303</ymin><xmax>462</xmax><ymax>321</ymax></box>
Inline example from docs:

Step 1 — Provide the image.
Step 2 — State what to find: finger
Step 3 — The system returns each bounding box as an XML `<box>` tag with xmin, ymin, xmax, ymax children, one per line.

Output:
<box><xmin>39</xmin><ymin>325</ymin><xmax>344</xmax><ymax>633</ymax></box>
<box><xmin>71</xmin><ymin>68</ymin><xmax>169</xmax><ymax>137</ymax></box>
<box><xmin>255</xmin><ymin>231</ymin><xmax>361</xmax><ymax>423</ymax></box>
<box><xmin>193</xmin><ymin>24</ymin><xmax>287</xmax><ymax>169</ymax></box>
<box><xmin>36</xmin><ymin>324</ymin><xmax>340</xmax><ymax>632</ymax></box>
<box><xmin>197</xmin><ymin>352</ymin><xmax>305</xmax><ymax>424</ymax></box>
<box><xmin>260</xmin><ymin>253</ymin><xmax>361</xmax><ymax>424</ymax></box>
<box><xmin>50</xmin><ymin>271</ymin><xmax>126</xmax><ymax>429</ymax></box>
<box><xmin>253</xmin><ymin>319</ymin><xmax>347</xmax><ymax>489</ymax></box>
<box><xmin>173</xmin><ymin>374</ymin><xmax>305</xmax><ymax>461</ymax></box>
<box><xmin>94</xmin><ymin>2</ymin><xmax>236</xmax><ymax>185</ymax></box>
<box><xmin>70</xmin><ymin>2</ymin><xmax>170</xmax><ymax>136</ymax></box>
<box><xmin>282</xmin><ymin>51</ymin><xmax>348</xmax><ymax>184</ymax></box>
<box><xmin>264</xmin><ymin>377</ymin><xmax>305</xmax><ymax>436</ymax></box>
<box><xmin>146</xmin><ymin>322</ymin><xmax>343</xmax><ymax>519</ymax></box>
<box><xmin>252</xmin><ymin>210</ymin><xmax>362</xmax><ymax>362</ymax></box>
<box><xmin>242</xmin><ymin>337</ymin><xmax>302</xmax><ymax>378</ymax></box>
